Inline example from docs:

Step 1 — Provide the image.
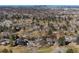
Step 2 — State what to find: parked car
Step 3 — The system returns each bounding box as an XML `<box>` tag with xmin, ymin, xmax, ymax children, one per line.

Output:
<box><xmin>0</xmin><ymin>38</ymin><xmax>10</xmax><ymax>45</ymax></box>
<box><xmin>14</xmin><ymin>38</ymin><xmax>28</xmax><ymax>46</ymax></box>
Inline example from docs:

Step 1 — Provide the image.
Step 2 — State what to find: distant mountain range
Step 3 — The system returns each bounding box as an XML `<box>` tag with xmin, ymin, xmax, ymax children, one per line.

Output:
<box><xmin>0</xmin><ymin>5</ymin><xmax>79</xmax><ymax>9</ymax></box>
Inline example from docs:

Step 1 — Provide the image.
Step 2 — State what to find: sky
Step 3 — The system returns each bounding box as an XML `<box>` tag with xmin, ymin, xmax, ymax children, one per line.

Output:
<box><xmin>0</xmin><ymin>0</ymin><xmax>79</xmax><ymax>5</ymax></box>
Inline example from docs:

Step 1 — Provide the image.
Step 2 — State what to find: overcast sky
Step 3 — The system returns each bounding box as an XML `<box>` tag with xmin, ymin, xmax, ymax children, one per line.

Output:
<box><xmin>0</xmin><ymin>0</ymin><xmax>79</xmax><ymax>5</ymax></box>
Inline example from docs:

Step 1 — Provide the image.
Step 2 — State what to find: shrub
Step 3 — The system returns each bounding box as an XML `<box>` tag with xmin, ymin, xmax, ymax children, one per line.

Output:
<box><xmin>9</xmin><ymin>49</ymin><xmax>13</xmax><ymax>53</ymax></box>
<box><xmin>76</xmin><ymin>36</ymin><xmax>79</xmax><ymax>44</ymax></box>
<box><xmin>66</xmin><ymin>49</ymin><xmax>74</xmax><ymax>53</ymax></box>
<box><xmin>48</xmin><ymin>29</ymin><xmax>52</xmax><ymax>35</ymax></box>
<box><xmin>58</xmin><ymin>36</ymin><xmax>65</xmax><ymax>46</ymax></box>
<box><xmin>9</xmin><ymin>35</ymin><xmax>16</xmax><ymax>41</ymax></box>
<box><xmin>1</xmin><ymin>48</ymin><xmax>9</xmax><ymax>53</ymax></box>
